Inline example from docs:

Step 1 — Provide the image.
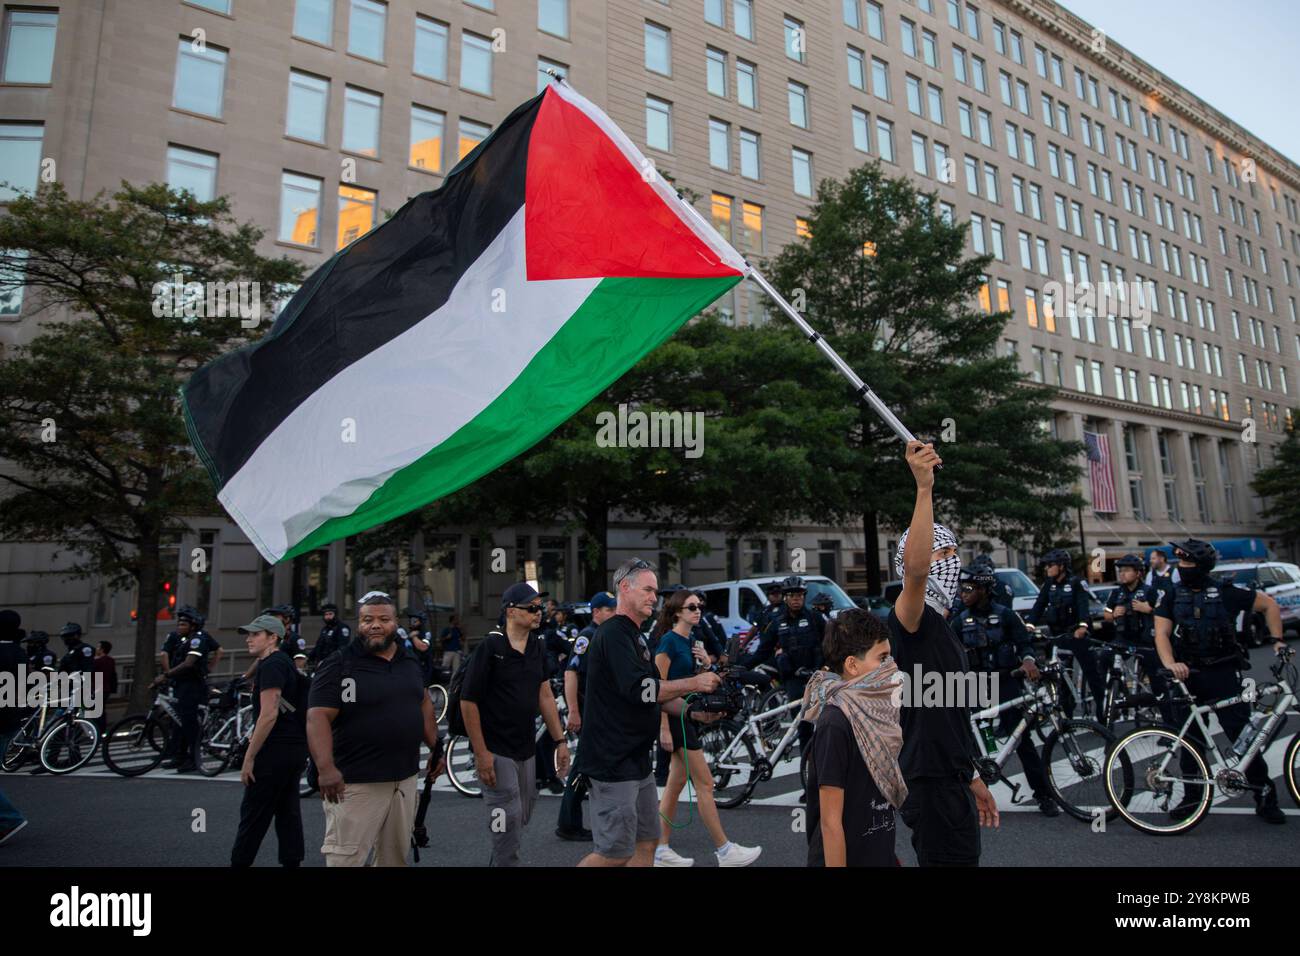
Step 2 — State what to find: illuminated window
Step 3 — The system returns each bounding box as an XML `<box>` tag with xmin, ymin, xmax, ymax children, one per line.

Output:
<box><xmin>278</xmin><ymin>171</ymin><xmax>322</xmax><ymax>246</ymax></box>
<box><xmin>337</xmin><ymin>184</ymin><xmax>377</xmax><ymax>249</ymax></box>
<box><xmin>457</xmin><ymin>118</ymin><xmax>490</xmax><ymax>159</ymax></box>
<box><xmin>711</xmin><ymin>193</ymin><xmax>733</xmax><ymax>241</ymax></box>
<box><xmin>409</xmin><ymin>105</ymin><xmax>444</xmax><ymax>171</ymax></box>
<box><xmin>796</xmin><ymin>218</ymin><xmax>812</xmax><ymax>239</ymax></box>
<box><xmin>742</xmin><ymin>201</ymin><xmax>763</xmax><ymax>252</ymax></box>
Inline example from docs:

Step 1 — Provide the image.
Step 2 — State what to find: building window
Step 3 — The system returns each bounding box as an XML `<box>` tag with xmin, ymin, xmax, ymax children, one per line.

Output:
<box><xmin>457</xmin><ymin>118</ymin><xmax>490</xmax><ymax>160</ymax></box>
<box><xmin>784</xmin><ymin>17</ymin><xmax>805</xmax><ymax>63</ymax></box>
<box><xmin>342</xmin><ymin>86</ymin><xmax>381</xmax><ymax>156</ymax></box>
<box><xmin>166</xmin><ymin>145</ymin><xmax>218</xmax><ymax>202</ymax></box>
<box><xmin>792</xmin><ymin>148</ymin><xmax>813</xmax><ymax>197</ymax></box>
<box><xmin>3</xmin><ymin>9</ymin><xmax>58</xmax><ymax>84</ymax></box>
<box><xmin>347</xmin><ymin>0</ymin><xmax>386</xmax><ymax>61</ymax></box>
<box><xmin>709</xmin><ymin>118</ymin><xmax>730</xmax><ymax>170</ymax></box>
<box><xmin>706</xmin><ymin>47</ymin><xmax>727</xmax><ymax>97</ymax></box>
<box><xmin>539</xmin><ymin>0</ymin><xmax>568</xmax><ymax>38</ymax></box>
<box><xmin>736</xmin><ymin>59</ymin><xmax>757</xmax><ymax>108</ymax></box>
<box><xmin>408</xmin><ymin>105</ymin><xmax>444</xmax><ymax>171</ymax></box>
<box><xmin>741</xmin><ymin>201</ymin><xmax>763</xmax><ymax>253</ymax></box>
<box><xmin>337</xmin><ymin>184</ymin><xmax>377</xmax><ymax>249</ymax></box>
<box><xmin>645</xmin><ymin>96</ymin><xmax>672</xmax><ymax>151</ymax></box>
<box><xmin>787</xmin><ymin>80</ymin><xmax>808</xmax><ymax>128</ymax></box>
<box><xmin>286</xmin><ymin>70</ymin><xmax>330</xmax><ymax>143</ymax></box>
<box><xmin>734</xmin><ymin>0</ymin><xmax>754</xmax><ymax>40</ymax></box>
<box><xmin>711</xmin><ymin>192</ymin><xmax>733</xmax><ymax>241</ymax></box>
<box><xmin>871</xmin><ymin>57</ymin><xmax>889</xmax><ymax>101</ymax></box>
<box><xmin>706</xmin><ymin>0</ymin><xmax>725</xmax><ymax>28</ymax></box>
<box><xmin>0</xmin><ymin>252</ymin><xmax>28</xmax><ymax>315</ymax></box>
<box><xmin>739</xmin><ymin>129</ymin><xmax>760</xmax><ymax>180</ymax></box>
<box><xmin>0</xmin><ymin>123</ymin><xmax>43</xmax><ymax>201</ymax></box>
<box><xmin>848</xmin><ymin>47</ymin><xmax>866</xmax><ymax>91</ymax></box>
<box><xmin>875</xmin><ymin>118</ymin><xmax>894</xmax><ymax>163</ymax></box>
<box><xmin>413</xmin><ymin>16</ymin><xmax>448</xmax><ymax>81</ymax></box>
<box><xmin>852</xmin><ymin>107</ymin><xmax>870</xmax><ymax>152</ymax></box>
<box><xmin>188</xmin><ymin>0</ymin><xmax>231</xmax><ymax>12</ymax></box>
<box><xmin>293</xmin><ymin>0</ymin><xmax>334</xmax><ymax>46</ymax></box>
<box><xmin>537</xmin><ymin>58</ymin><xmax>566</xmax><ymax>94</ymax></box>
<box><xmin>278</xmin><ymin>172</ymin><xmax>323</xmax><ymax>246</ymax></box>
<box><xmin>172</xmin><ymin>38</ymin><xmax>227</xmax><ymax>118</ymax></box>
<box><xmin>645</xmin><ymin>21</ymin><xmax>671</xmax><ymax>75</ymax></box>
<box><xmin>460</xmin><ymin>31</ymin><xmax>493</xmax><ymax>95</ymax></box>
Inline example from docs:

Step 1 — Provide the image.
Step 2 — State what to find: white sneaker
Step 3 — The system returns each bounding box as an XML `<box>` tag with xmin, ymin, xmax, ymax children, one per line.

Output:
<box><xmin>716</xmin><ymin>842</ymin><xmax>762</xmax><ymax>867</ymax></box>
<box><xmin>653</xmin><ymin>845</ymin><xmax>695</xmax><ymax>867</ymax></box>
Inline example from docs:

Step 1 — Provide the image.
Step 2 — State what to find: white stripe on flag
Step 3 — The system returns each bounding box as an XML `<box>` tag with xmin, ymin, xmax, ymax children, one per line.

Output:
<box><xmin>218</xmin><ymin>207</ymin><xmax>600</xmax><ymax>561</ymax></box>
<box><xmin>1089</xmin><ymin>432</ymin><xmax>1117</xmax><ymax>513</ymax></box>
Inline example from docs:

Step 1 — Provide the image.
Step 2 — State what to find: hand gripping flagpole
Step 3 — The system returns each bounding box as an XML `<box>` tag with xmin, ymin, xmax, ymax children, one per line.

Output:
<box><xmin>671</xmin><ymin>190</ymin><xmax>920</xmax><ymax>448</ymax></box>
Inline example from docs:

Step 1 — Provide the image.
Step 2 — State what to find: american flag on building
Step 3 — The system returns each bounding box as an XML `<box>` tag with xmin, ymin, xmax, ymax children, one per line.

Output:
<box><xmin>1084</xmin><ymin>431</ymin><xmax>1118</xmax><ymax>513</ymax></box>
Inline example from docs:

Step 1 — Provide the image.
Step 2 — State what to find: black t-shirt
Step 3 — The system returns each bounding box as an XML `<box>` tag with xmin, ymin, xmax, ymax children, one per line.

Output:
<box><xmin>252</xmin><ymin>650</ymin><xmax>307</xmax><ymax>749</ymax></box>
<box><xmin>307</xmin><ymin>639</ymin><xmax>427</xmax><ymax>783</ymax></box>
<box><xmin>572</xmin><ymin>613</ymin><xmax>660</xmax><ymax>782</ymax></box>
<box><xmin>889</xmin><ymin>604</ymin><xmax>978</xmax><ymax>780</ymax></box>
<box><xmin>460</xmin><ymin>631</ymin><xmax>546</xmax><ymax>761</ymax></box>
<box><xmin>806</xmin><ymin>706</ymin><xmax>896</xmax><ymax>867</ymax></box>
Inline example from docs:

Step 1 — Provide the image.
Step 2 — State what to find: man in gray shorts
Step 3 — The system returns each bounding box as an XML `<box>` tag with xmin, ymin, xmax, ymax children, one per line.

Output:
<box><xmin>574</xmin><ymin>559</ymin><xmax>721</xmax><ymax>867</ymax></box>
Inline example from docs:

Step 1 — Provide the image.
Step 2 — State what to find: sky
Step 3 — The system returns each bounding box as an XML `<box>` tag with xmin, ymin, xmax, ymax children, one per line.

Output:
<box><xmin>1059</xmin><ymin>0</ymin><xmax>1300</xmax><ymax>166</ymax></box>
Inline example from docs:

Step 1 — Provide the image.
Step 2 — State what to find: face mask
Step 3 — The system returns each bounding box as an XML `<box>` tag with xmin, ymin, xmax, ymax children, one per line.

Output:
<box><xmin>894</xmin><ymin>524</ymin><xmax>961</xmax><ymax>615</ymax></box>
<box><xmin>1179</xmin><ymin>565</ymin><xmax>1210</xmax><ymax>589</ymax></box>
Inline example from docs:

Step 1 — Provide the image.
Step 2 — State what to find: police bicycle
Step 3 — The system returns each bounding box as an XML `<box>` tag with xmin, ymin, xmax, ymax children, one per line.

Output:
<box><xmin>445</xmin><ymin>674</ymin><xmax>572</xmax><ymax>798</ymax></box>
<box><xmin>0</xmin><ymin>673</ymin><xmax>100</xmax><ymax>775</ymax></box>
<box><xmin>1088</xmin><ymin>637</ymin><xmax>1167</xmax><ymax>730</ymax></box>
<box><xmin>699</xmin><ymin>669</ymin><xmax>809</xmax><ymax>810</ymax></box>
<box><xmin>427</xmin><ymin>682</ymin><xmax>449</xmax><ymax>724</ymax></box>
<box><xmin>1104</xmin><ymin>645</ymin><xmax>1300</xmax><ymax>835</ymax></box>
<box><xmin>102</xmin><ymin>686</ymin><xmax>206</xmax><ymax>776</ymax></box>
<box><xmin>967</xmin><ymin>658</ymin><xmax>1126</xmax><ymax>822</ymax></box>
<box><xmin>195</xmin><ymin>678</ymin><xmax>255</xmax><ymax>777</ymax></box>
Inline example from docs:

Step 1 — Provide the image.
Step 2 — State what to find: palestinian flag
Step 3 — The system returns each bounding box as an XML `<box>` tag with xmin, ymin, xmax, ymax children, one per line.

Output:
<box><xmin>183</xmin><ymin>81</ymin><xmax>746</xmax><ymax>563</ymax></box>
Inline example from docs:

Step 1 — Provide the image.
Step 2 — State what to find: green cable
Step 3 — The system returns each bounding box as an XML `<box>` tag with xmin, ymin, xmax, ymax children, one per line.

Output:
<box><xmin>658</xmin><ymin>692</ymin><xmax>697</xmax><ymax>830</ymax></box>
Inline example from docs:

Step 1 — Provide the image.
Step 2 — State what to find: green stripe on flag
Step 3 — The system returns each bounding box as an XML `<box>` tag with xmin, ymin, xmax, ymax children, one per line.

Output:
<box><xmin>281</xmin><ymin>273</ymin><xmax>740</xmax><ymax>560</ymax></box>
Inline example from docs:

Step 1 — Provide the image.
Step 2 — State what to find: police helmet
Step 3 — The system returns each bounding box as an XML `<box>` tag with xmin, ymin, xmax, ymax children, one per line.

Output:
<box><xmin>1169</xmin><ymin>539</ymin><xmax>1217</xmax><ymax>572</ymax></box>
<box><xmin>764</xmin><ymin>580</ymin><xmax>784</xmax><ymax>595</ymax></box>
<box><xmin>960</xmin><ymin>567</ymin><xmax>996</xmax><ymax>590</ymax></box>
<box><xmin>321</xmin><ymin>602</ymin><xmax>339</xmax><ymax>613</ymax></box>
<box><xmin>810</xmin><ymin>591</ymin><xmax>833</xmax><ymax>608</ymax></box>
<box><xmin>1114</xmin><ymin>553</ymin><xmax>1146</xmax><ymax>571</ymax></box>
<box><xmin>1040</xmin><ymin>548</ymin><xmax>1072</xmax><ymax>569</ymax></box>
<box><xmin>781</xmin><ymin>576</ymin><xmax>807</xmax><ymax>594</ymax></box>
<box><xmin>24</xmin><ymin>630</ymin><xmax>49</xmax><ymax>646</ymax></box>
<box><xmin>971</xmin><ymin>553</ymin><xmax>995</xmax><ymax>569</ymax></box>
<box><xmin>176</xmin><ymin>606</ymin><xmax>206</xmax><ymax>627</ymax></box>
<box><xmin>59</xmin><ymin>622</ymin><xmax>84</xmax><ymax>639</ymax></box>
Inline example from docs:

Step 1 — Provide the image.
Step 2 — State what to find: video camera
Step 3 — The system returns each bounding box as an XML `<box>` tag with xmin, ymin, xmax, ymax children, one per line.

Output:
<box><xmin>687</xmin><ymin>667</ymin><xmax>745</xmax><ymax>717</ymax></box>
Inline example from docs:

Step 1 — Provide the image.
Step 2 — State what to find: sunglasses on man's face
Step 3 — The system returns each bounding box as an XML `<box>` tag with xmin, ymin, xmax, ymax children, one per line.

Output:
<box><xmin>513</xmin><ymin>604</ymin><xmax>543</xmax><ymax>614</ymax></box>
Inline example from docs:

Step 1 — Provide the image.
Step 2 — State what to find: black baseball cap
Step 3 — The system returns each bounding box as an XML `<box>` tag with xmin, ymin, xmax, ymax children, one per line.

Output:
<box><xmin>501</xmin><ymin>582</ymin><xmax>549</xmax><ymax>609</ymax></box>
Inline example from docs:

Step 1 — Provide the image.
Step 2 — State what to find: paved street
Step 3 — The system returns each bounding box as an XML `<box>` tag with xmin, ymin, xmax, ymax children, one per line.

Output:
<box><xmin>2</xmin><ymin>740</ymin><xmax>1295</xmax><ymax>868</ymax></box>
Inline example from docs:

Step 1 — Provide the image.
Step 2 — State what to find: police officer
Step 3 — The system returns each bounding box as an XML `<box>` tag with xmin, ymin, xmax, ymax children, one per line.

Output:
<box><xmin>1104</xmin><ymin>554</ymin><xmax>1173</xmax><ymax>725</ymax></box>
<box><xmin>1026</xmin><ymin>549</ymin><xmax>1107</xmax><ymax>721</ymax></box>
<box><xmin>809</xmin><ymin>591</ymin><xmax>834</xmax><ymax>625</ymax></box>
<box><xmin>25</xmin><ymin>632</ymin><xmax>56</xmax><ymax>672</ymax></box>
<box><xmin>405</xmin><ymin>610</ymin><xmax>434</xmax><ymax>683</ymax></box>
<box><xmin>748</xmin><ymin>581</ymin><xmax>785</xmax><ymax>630</ymax></box>
<box><xmin>56</xmin><ymin>623</ymin><xmax>95</xmax><ymax>676</ymax></box>
<box><xmin>743</xmin><ymin>576</ymin><xmax>824</xmax><ymax>753</ymax></box>
<box><xmin>153</xmin><ymin>606</ymin><xmax>216</xmax><ymax>772</ymax></box>
<box><xmin>308</xmin><ymin>602</ymin><xmax>351</xmax><ymax>668</ymax></box>
<box><xmin>1154</xmin><ymin>539</ymin><xmax>1288</xmax><ymax>824</ymax></box>
<box><xmin>556</xmin><ymin>591</ymin><xmax>617</xmax><ymax>840</ymax></box>
<box><xmin>953</xmin><ymin>568</ymin><xmax>1059</xmax><ymax>816</ymax></box>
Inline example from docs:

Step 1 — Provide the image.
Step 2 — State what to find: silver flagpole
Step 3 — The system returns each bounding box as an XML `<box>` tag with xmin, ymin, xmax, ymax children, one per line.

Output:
<box><xmin>671</xmin><ymin>190</ymin><xmax>920</xmax><ymax>447</ymax></box>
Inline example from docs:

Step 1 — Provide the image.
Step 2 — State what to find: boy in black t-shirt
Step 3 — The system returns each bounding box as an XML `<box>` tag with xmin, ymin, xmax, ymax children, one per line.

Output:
<box><xmin>231</xmin><ymin>614</ymin><xmax>308</xmax><ymax>867</ymax></box>
<box><xmin>805</xmin><ymin>609</ymin><xmax>904</xmax><ymax>867</ymax></box>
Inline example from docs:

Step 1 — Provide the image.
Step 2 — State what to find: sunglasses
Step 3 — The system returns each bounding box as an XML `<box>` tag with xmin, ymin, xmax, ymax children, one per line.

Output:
<box><xmin>512</xmin><ymin>604</ymin><xmax>544</xmax><ymax>614</ymax></box>
<box><xmin>960</xmin><ymin>585</ymin><xmax>978</xmax><ymax>593</ymax></box>
<box><xmin>682</xmin><ymin>603</ymin><xmax>702</xmax><ymax>612</ymax></box>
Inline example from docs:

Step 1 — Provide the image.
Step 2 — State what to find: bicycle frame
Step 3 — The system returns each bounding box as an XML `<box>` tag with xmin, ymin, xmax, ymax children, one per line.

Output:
<box><xmin>713</xmin><ymin>696</ymin><xmax>803</xmax><ymax>773</ymax></box>
<box><xmin>1148</xmin><ymin>674</ymin><xmax>1297</xmax><ymax>787</ymax></box>
<box><xmin>968</xmin><ymin>686</ymin><xmax>1039</xmax><ymax>768</ymax></box>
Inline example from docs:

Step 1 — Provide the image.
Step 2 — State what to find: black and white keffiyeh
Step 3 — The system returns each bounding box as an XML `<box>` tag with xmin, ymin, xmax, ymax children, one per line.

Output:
<box><xmin>894</xmin><ymin>524</ymin><xmax>961</xmax><ymax>615</ymax></box>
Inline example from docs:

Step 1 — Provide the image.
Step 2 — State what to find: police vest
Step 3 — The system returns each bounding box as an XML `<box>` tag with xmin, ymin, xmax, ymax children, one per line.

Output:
<box><xmin>1041</xmin><ymin>580</ymin><xmax>1079</xmax><ymax>631</ymax></box>
<box><xmin>1171</xmin><ymin>585</ymin><xmax>1236</xmax><ymax>662</ymax></box>
<box><xmin>776</xmin><ymin>612</ymin><xmax>819</xmax><ymax>670</ymax></box>
<box><xmin>1112</xmin><ymin>587</ymin><xmax>1153</xmax><ymax>644</ymax></box>
<box><xmin>957</xmin><ymin>607</ymin><xmax>1018</xmax><ymax>672</ymax></box>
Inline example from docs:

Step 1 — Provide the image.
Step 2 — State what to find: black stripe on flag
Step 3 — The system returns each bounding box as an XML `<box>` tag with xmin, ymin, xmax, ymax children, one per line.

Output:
<box><xmin>183</xmin><ymin>91</ymin><xmax>546</xmax><ymax>487</ymax></box>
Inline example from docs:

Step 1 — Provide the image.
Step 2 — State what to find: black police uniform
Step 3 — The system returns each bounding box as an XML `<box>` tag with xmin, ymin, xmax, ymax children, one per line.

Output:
<box><xmin>160</xmin><ymin>628</ymin><xmax>213</xmax><ymax>765</ymax></box>
<box><xmin>309</xmin><ymin>618</ymin><xmax>351</xmax><ymax>665</ymax></box>
<box><xmin>1156</xmin><ymin>578</ymin><xmax>1275</xmax><ymax>805</ymax></box>
<box><xmin>1026</xmin><ymin>574</ymin><xmax>1107</xmax><ymax>720</ymax></box>
<box><xmin>28</xmin><ymin>644</ymin><xmax>57</xmax><ymax>672</ymax></box>
<box><xmin>952</xmin><ymin>600</ymin><xmax>1052</xmax><ymax>801</ymax></box>
<box><xmin>1106</xmin><ymin>582</ymin><xmax>1173</xmax><ymax>724</ymax></box>
<box><xmin>556</xmin><ymin>624</ymin><xmax>594</xmax><ymax>835</ymax></box>
<box><xmin>748</xmin><ymin>606</ymin><xmax>824</xmax><ymax>751</ymax></box>
<box><xmin>282</xmin><ymin>629</ymin><xmax>310</xmax><ymax>665</ymax></box>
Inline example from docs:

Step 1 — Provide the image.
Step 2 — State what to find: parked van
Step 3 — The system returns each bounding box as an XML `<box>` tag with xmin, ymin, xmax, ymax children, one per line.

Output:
<box><xmin>694</xmin><ymin>576</ymin><xmax>857</xmax><ymax>636</ymax></box>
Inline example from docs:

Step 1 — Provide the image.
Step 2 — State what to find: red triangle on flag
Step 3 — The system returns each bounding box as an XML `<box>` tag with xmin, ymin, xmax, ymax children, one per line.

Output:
<box><xmin>525</xmin><ymin>88</ymin><xmax>741</xmax><ymax>281</ymax></box>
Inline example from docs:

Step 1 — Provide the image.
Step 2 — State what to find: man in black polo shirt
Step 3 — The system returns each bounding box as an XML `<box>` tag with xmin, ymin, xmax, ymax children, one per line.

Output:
<box><xmin>574</xmin><ymin>559</ymin><xmax>721</xmax><ymax>868</ymax></box>
<box><xmin>890</xmin><ymin>441</ymin><xmax>999</xmax><ymax>867</ymax></box>
<box><xmin>461</xmin><ymin>582</ymin><xmax>569</xmax><ymax>867</ymax></box>
<box><xmin>230</xmin><ymin>614</ymin><xmax>308</xmax><ymax>867</ymax></box>
<box><xmin>307</xmin><ymin>592</ymin><xmax>445</xmax><ymax>867</ymax></box>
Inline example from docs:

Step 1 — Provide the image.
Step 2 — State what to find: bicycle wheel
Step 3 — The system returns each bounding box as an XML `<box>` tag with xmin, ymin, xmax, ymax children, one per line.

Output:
<box><xmin>445</xmin><ymin>735</ymin><xmax>483</xmax><ymax>798</ymax></box>
<box><xmin>1105</xmin><ymin>726</ymin><xmax>1212</xmax><ymax>835</ymax></box>
<box><xmin>755</xmin><ymin>688</ymin><xmax>789</xmax><ymax>740</ymax></box>
<box><xmin>102</xmin><ymin>714</ymin><xmax>168</xmax><ymax>776</ymax></box>
<box><xmin>1283</xmin><ymin>734</ymin><xmax>1300</xmax><ymax>808</ymax></box>
<box><xmin>1041</xmin><ymin>718</ymin><xmax>1121</xmax><ymax>822</ymax></box>
<box><xmin>799</xmin><ymin>746</ymin><xmax>811</xmax><ymax>796</ymax></box>
<box><xmin>39</xmin><ymin>718</ymin><xmax>99</xmax><ymax>774</ymax></box>
<box><xmin>1</xmin><ymin>732</ymin><xmax>30</xmax><ymax>772</ymax></box>
<box><xmin>699</xmin><ymin>720</ymin><xmax>758</xmax><ymax>809</ymax></box>
<box><xmin>427</xmin><ymin>684</ymin><xmax>449</xmax><ymax>723</ymax></box>
<box><xmin>195</xmin><ymin>714</ymin><xmax>236</xmax><ymax>777</ymax></box>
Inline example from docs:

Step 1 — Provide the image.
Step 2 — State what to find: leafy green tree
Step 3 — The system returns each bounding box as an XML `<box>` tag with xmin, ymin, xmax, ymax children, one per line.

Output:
<box><xmin>0</xmin><ymin>183</ymin><xmax>304</xmax><ymax>707</ymax></box>
<box><xmin>1251</xmin><ymin>419</ymin><xmax>1300</xmax><ymax>550</ymax></box>
<box><xmin>769</xmin><ymin>161</ymin><xmax>1082</xmax><ymax>592</ymax></box>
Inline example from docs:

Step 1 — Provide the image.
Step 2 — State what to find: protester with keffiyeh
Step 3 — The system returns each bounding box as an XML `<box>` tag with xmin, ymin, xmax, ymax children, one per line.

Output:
<box><xmin>803</xmin><ymin>609</ymin><xmax>904</xmax><ymax>867</ymax></box>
